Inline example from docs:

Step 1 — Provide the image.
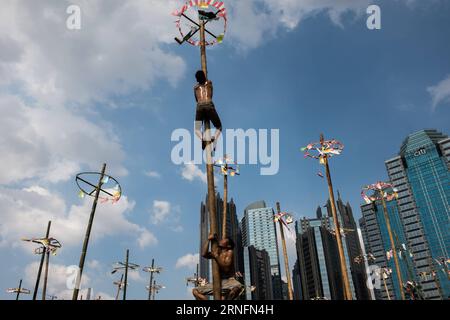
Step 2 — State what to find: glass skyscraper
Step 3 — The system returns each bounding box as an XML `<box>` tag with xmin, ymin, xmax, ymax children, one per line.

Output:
<box><xmin>240</xmin><ymin>201</ymin><xmax>282</xmax><ymax>299</ymax></box>
<box><xmin>379</xmin><ymin>129</ymin><xmax>449</xmax><ymax>299</ymax></box>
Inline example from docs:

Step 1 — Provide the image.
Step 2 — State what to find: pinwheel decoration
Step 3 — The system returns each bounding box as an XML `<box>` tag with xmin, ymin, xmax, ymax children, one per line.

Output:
<box><xmin>273</xmin><ymin>211</ymin><xmax>294</xmax><ymax>228</ymax></box>
<box><xmin>143</xmin><ymin>266</ymin><xmax>163</xmax><ymax>274</ymax></box>
<box><xmin>111</xmin><ymin>261</ymin><xmax>140</xmax><ymax>274</ymax></box>
<box><xmin>361</xmin><ymin>181</ymin><xmax>399</xmax><ymax>205</ymax></box>
<box><xmin>354</xmin><ymin>252</ymin><xmax>376</xmax><ymax>264</ymax></box>
<box><xmin>186</xmin><ymin>277</ymin><xmax>208</xmax><ymax>287</ymax></box>
<box><xmin>76</xmin><ymin>172</ymin><xmax>122</xmax><ymax>204</ymax></box>
<box><xmin>6</xmin><ymin>287</ymin><xmax>30</xmax><ymax>295</ymax></box>
<box><xmin>22</xmin><ymin>237</ymin><xmax>62</xmax><ymax>256</ymax></box>
<box><xmin>172</xmin><ymin>0</ymin><xmax>227</xmax><ymax>46</ymax></box>
<box><xmin>301</xmin><ymin>139</ymin><xmax>344</xmax><ymax>165</ymax></box>
<box><xmin>214</xmin><ymin>155</ymin><xmax>240</xmax><ymax>176</ymax></box>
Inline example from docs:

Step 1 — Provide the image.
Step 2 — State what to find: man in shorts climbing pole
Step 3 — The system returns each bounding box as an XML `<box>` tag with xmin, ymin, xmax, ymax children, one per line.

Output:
<box><xmin>192</xmin><ymin>233</ymin><xmax>243</xmax><ymax>300</ymax></box>
<box><xmin>194</xmin><ymin>70</ymin><xmax>222</xmax><ymax>151</ymax></box>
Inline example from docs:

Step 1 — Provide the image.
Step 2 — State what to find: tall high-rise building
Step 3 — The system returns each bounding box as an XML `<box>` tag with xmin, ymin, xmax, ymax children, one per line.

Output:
<box><xmin>323</xmin><ymin>202</ymin><xmax>357</xmax><ymax>299</ymax></box>
<box><xmin>295</xmin><ymin>212</ymin><xmax>344</xmax><ymax>300</ymax></box>
<box><xmin>292</xmin><ymin>260</ymin><xmax>302</xmax><ymax>300</ymax></box>
<box><xmin>242</xmin><ymin>246</ymin><xmax>273</xmax><ymax>300</ymax></box>
<box><xmin>360</xmin><ymin>200</ymin><xmax>412</xmax><ymax>300</ymax></box>
<box><xmin>199</xmin><ymin>193</ymin><xmax>243</xmax><ymax>282</ymax></box>
<box><xmin>384</xmin><ymin>129</ymin><xmax>449</xmax><ymax>299</ymax></box>
<box><xmin>240</xmin><ymin>201</ymin><xmax>282</xmax><ymax>299</ymax></box>
<box><xmin>336</xmin><ymin>192</ymin><xmax>371</xmax><ymax>300</ymax></box>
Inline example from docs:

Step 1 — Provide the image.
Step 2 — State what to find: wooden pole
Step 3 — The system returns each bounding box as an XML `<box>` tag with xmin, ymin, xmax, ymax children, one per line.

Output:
<box><xmin>222</xmin><ymin>166</ymin><xmax>228</xmax><ymax>239</ymax></box>
<box><xmin>379</xmin><ymin>194</ymin><xmax>405</xmax><ymax>300</ymax></box>
<box><xmin>16</xmin><ymin>279</ymin><xmax>22</xmax><ymax>301</ymax></box>
<box><xmin>147</xmin><ymin>259</ymin><xmax>155</xmax><ymax>301</ymax></box>
<box><xmin>123</xmin><ymin>249</ymin><xmax>129</xmax><ymax>301</ymax></box>
<box><xmin>382</xmin><ymin>271</ymin><xmax>391</xmax><ymax>300</ymax></box>
<box><xmin>42</xmin><ymin>247</ymin><xmax>50</xmax><ymax>300</ymax></box>
<box><xmin>72</xmin><ymin>163</ymin><xmax>106</xmax><ymax>300</ymax></box>
<box><xmin>115</xmin><ymin>274</ymin><xmax>124</xmax><ymax>301</ymax></box>
<box><xmin>321</xmin><ymin>134</ymin><xmax>352</xmax><ymax>300</ymax></box>
<box><xmin>276</xmin><ymin>202</ymin><xmax>293</xmax><ymax>300</ymax></box>
<box><xmin>200</xmin><ymin>19</ymin><xmax>221</xmax><ymax>301</ymax></box>
<box><xmin>33</xmin><ymin>221</ymin><xmax>51</xmax><ymax>300</ymax></box>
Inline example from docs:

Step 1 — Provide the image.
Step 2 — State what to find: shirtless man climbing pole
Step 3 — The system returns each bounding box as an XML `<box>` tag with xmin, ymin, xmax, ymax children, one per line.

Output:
<box><xmin>194</xmin><ymin>70</ymin><xmax>222</xmax><ymax>151</ymax></box>
<box><xmin>192</xmin><ymin>233</ymin><xmax>243</xmax><ymax>300</ymax></box>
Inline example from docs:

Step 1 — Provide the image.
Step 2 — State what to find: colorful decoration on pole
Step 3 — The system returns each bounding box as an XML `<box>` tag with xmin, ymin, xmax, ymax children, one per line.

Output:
<box><xmin>6</xmin><ymin>287</ymin><xmax>30</xmax><ymax>295</ymax></box>
<box><xmin>273</xmin><ymin>211</ymin><xmax>294</xmax><ymax>228</ymax></box>
<box><xmin>173</xmin><ymin>0</ymin><xmax>227</xmax><ymax>46</ymax></box>
<box><xmin>354</xmin><ymin>252</ymin><xmax>376</xmax><ymax>264</ymax></box>
<box><xmin>301</xmin><ymin>139</ymin><xmax>344</xmax><ymax>165</ymax></box>
<box><xmin>361</xmin><ymin>181</ymin><xmax>399</xmax><ymax>204</ymax></box>
<box><xmin>111</xmin><ymin>261</ymin><xmax>140</xmax><ymax>274</ymax></box>
<box><xmin>22</xmin><ymin>237</ymin><xmax>62</xmax><ymax>256</ymax></box>
<box><xmin>76</xmin><ymin>172</ymin><xmax>122</xmax><ymax>204</ymax></box>
<box><xmin>214</xmin><ymin>155</ymin><xmax>240</xmax><ymax>176</ymax></box>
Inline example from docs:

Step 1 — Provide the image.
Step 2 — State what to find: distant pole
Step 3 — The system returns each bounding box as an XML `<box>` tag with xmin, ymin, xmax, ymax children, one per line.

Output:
<box><xmin>152</xmin><ymin>280</ymin><xmax>156</xmax><ymax>300</ymax></box>
<box><xmin>72</xmin><ymin>163</ymin><xmax>106</xmax><ymax>300</ymax></box>
<box><xmin>379</xmin><ymin>193</ymin><xmax>405</xmax><ymax>300</ymax></box>
<box><xmin>382</xmin><ymin>270</ymin><xmax>391</xmax><ymax>300</ymax></box>
<box><xmin>321</xmin><ymin>134</ymin><xmax>352</xmax><ymax>300</ymax></box>
<box><xmin>42</xmin><ymin>245</ymin><xmax>50</xmax><ymax>300</ymax></box>
<box><xmin>33</xmin><ymin>221</ymin><xmax>51</xmax><ymax>300</ymax></box>
<box><xmin>147</xmin><ymin>259</ymin><xmax>155</xmax><ymax>301</ymax></box>
<box><xmin>276</xmin><ymin>202</ymin><xmax>293</xmax><ymax>300</ymax></box>
<box><xmin>16</xmin><ymin>279</ymin><xmax>22</xmax><ymax>301</ymax></box>
<box><xmin>222</xmin><ymin>167</ymin><xmax>228</xmax><ymax>239</ymax></box>
<box><xmin>123</xmin><ymin>249</ymin><xmax>129</xmax><ymax>301</ymax></box>
<box><xmin>115</xmin><ymin>274</ymin><xmax>124</xmax><ymax>301</ymax></box>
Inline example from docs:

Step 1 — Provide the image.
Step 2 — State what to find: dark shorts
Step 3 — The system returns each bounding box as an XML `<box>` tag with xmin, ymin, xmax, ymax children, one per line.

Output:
<box><xmin>195</xmin><ymin>102</ymin><xmax>222</xmax><ymax>131</ymax></box>
<box><xmin>194</xmin><ymin>277</ymin><xmax>243</xmax><ymax>296</ymax></box>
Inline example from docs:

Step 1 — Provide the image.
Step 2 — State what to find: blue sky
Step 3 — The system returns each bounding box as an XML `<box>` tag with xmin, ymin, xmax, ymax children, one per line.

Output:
<box><xmin>1</xmin><ymin>0</ymin><xmax>450</xmax><ymax>300</ymax></box>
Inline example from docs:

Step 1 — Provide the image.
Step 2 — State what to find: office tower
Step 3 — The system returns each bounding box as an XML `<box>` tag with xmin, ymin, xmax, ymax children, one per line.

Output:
<box><xmin>292</xmin><ymin>260</ymin><xmax>302</xmax><ymax>300</ymax></box>
<box><xmin>241</xmin><ymin>201</ymin><xmax>282</xmax><ymax>299</ymax></box>
<box><xmin>336</xmin><ymin>192</ymin><xmax>371</xmax><ymax>300</ymax></box>
<box><xmin>360</xmin><ymin>200</ymin><xmax>411</xmax><ymax>300</ymax></box>
<box><xmin>324</xmin><ymin>202</ymin><xmax>357</xmax><ymax>299</ymax></box>
<box><xmin>242</xmin><ymin>246</ymin><xmax>273</xmax><ymax>300</ymax></box>
<box><xmin>295</xmin><ymin>212</ymin><xmax>344</xmax><ymax>300</ymax></box>
<box><xmin>385</xmin><ymin>129</ymin><xmax>449</xmax><ymax>299</ymax></box>
<box><xmin>199</xmin><ymin>193</ymin><xmax>243</xmax><ymax>282</ymax></box>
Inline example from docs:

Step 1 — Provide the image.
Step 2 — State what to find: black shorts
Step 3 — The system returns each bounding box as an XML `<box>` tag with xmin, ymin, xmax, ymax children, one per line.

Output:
<box><xmin>195</xmin><ymin>102</ymin><xmax>222</xmax><ymax>131</ymax></box>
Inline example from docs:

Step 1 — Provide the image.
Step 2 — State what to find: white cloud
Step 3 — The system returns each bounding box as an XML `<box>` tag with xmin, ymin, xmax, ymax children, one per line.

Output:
<box><xmin>151</xmin><ymin>200</ymin><xmax>172</xmax><ymax>225</ymax></box>
<box><xmin>0</xmin><ymin>185</ymin><xmax>157</xmax><ymax>250</ymax></box>
<box><xmin>175</xmin><ymin>253</ymin><xmax>199</xmax><ymax>270</ymax></box>
<box><xmin>181</xmin><ymin>164</ymin><xmax>207</xmax><ymax>184</ymax></box>
<box><xmin>227</xmin><ymin>0</ymin><xmax>372</xmax><ymax>51</ymax></box>
<box><xmin>427</xmin><ymin>74</ymin><xmax>450</xmax><ymax>110</ymax></box>
<box><xmin>0</xmin><ymin>95</ymin><xmax>127</xmax><ymax>184</ymax></box>
<box><xmin>0</xmin><ymin>0</ymin><xmax>185</xmax><ymax>107</ymax></box>
<box><xmin>137</xmin><ymin>229</ymin><xmax>158</xmax><ymax>248</ymax></box>
<box><xmin>144</xmin><ymin>170</ymin><xmax>161</xmax><ymax>179</ymax></box>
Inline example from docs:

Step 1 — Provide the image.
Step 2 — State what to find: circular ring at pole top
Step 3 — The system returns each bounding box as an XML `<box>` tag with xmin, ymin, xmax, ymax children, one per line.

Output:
<box><xmin>172</xmin><ymin>0</ymin><xmax>227</xmax><ymax>46</ymax></box>
<box><xmin>214</xmin><ymin>155</ymin><xmax>239</xmax><ymax>176</ymax></box>
<box><xmin>22</xmin><ymin>237</ymin><xmax>62</xmax><ymax>255</ymax></box>
<box><xmin>361</xmin><ymin>181</ymin><xmax>399</xmax><ymax>204</ymax></box>
<box><xmin>76</xmin><ymin>172</ymin><xmax>122</xmax><ymax>203</ymax></box>
<box><xmin>301</xmin><ymin>139</ymin><xmax>344</xmax><ymax>164</ymax></box>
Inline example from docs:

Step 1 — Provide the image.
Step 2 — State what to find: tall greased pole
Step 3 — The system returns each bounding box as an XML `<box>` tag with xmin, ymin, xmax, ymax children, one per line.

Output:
<box><xmin>42</xmin><ymin>245</ymin><xmax>50</xmax><ymax>300</ymax></box>
<box><xmin>200</xmin><ymin>19</ymin><xmax>221</xmax><ymax>301</ymax></box>
<box><xmin>147</xmin><ymin>259</ymin><xmax>155</xmax><ymax>301</ymax></box>
<box><xmin>72</xmin><ymin>163</ymin><xmax>106</xmax><ymax>300</ymax></box>
<box><xmin>222</xmin><ymin>164</ymin><xmax>228</xmax><ymax>239</ymax></box>
<box><xmin>16</xmin><ymin>279</ymin><xmax>23</xmax><ymax>301</ymax></box>
<box><xmin>33</xmin><ymin>221</ymin><xmax>51</xmax><ymax>300</ymax></box>
<box><xmin>379</xmin><ymin>194</ymin><xmax>405</xmax><ymax>300</ymax></box>
<box><xmin>123</xmin><ymin>249</ymin><xmax>129</xmax><ymax>301</ymax></box>
<box><xmin>276</xmin><ymin>202</ymin><xmax>293</xmax><ymax>300</ymax></box>
<box><xmin>321</xmin><ymin>134</ymin><xmax>352</xmax><ymax>300</ymax></box>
